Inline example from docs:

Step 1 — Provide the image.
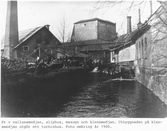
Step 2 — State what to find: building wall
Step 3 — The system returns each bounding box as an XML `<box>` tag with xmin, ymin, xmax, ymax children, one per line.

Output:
<box><xmin>98</xmin><ymin>21</ymin><xmax>116</xmax><ymax>41</ymax></box>
<box><xmin>110</xmin><ymin>51</ymin><xmax>115</xmax><ymax>63</ymax></box>
<box><xmin>89</xmin><ymin>51</ymin><xmax>109</xmax><ymax>61</ymax></box>
<box><xmin>16</xmin><ymin>28</ymin><xmax>60</xmax><ymax>62</ymax></box>
<box><xmin>73</xmin><ymin>20</ymin><xmax>116</xmax><ymax>42</ymax></box>
<box><xmin>135</xmin><ymin>6</ymin><xmax>167</xmax><ymax>105</ymax></box>
<box><xmin>118</xmin><ymin>44</ymin><xmax>136</xmax><ymax>62</ymax></box>
<box><xmin>135</xmin><ymin>29</ymin><xmax>152</xmax><ymax>86</ymax></box>
<box><xmin>73</xmin><ymin>21</ymin><xmax>98</xmax><ymax>41</ymax></box>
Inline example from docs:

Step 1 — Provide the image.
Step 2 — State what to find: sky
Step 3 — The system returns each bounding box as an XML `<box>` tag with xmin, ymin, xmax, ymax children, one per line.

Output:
<box><xmin>0</xmin><ymin>0</ymin><xmax>160</xmax><ymax>42</ymax></box>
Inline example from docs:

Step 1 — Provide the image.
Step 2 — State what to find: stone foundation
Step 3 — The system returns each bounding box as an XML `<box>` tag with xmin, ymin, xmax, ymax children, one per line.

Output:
<box><xmin>135</xmin><ymin>66</ymin><xmax>167</xmax><ymax>105</ymax></box>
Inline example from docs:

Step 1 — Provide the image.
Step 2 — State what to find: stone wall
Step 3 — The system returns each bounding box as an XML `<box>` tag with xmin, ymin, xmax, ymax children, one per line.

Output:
<box><xmin>135</xmin><ymin>66</ymin><xmax>167</xmax><ymax>105</ymax></box>
<box><xmin>135</xmin><ymin>5</ymin><xmax>167</xmax><ymax>105</ymax></box>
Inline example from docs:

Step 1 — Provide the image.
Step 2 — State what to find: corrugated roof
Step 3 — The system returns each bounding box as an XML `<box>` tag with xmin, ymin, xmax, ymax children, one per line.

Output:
<box><xmin>74</xmin><ymin>18</ymin><xmax>115</xmax><ymax>25</ymax></box>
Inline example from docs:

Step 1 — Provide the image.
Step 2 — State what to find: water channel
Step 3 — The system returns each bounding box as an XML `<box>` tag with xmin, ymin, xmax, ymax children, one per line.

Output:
<box><xmin>56</xmin><ymin>73</ymin><xmax>167</xmax><ymax>118</ymax></box>
<box><xmin>2</xmin><ymin>73</ymin><xmax>167</xmax><ymax>117</ymax></box>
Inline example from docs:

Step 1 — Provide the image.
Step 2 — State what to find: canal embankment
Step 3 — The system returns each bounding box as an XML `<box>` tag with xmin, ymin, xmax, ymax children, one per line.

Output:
<box><xmin>1</xmin><ymin>67</ymin><xmax>90</xmax><ymax>117</ymax></box>
<box><xmin>135</xmin><ymin>66</ymin><xmax>167</xmax><ymax>105</ymax></box>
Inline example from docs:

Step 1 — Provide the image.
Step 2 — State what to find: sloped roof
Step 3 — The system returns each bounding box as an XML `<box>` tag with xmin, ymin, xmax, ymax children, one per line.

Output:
<box><xmin>1</xmin><ymin>26</ymin><xmax>43</xmax><ymax>50</ymax></box>
<box><xmin>110</xmin><ymin>23</ymin><xmax>151</xmax><ymax>51</ymax></box>
<box><xmin>1</xmin><ymin>25</ymin><xmax>60</xmax><ymax>50</ymax></box>
<box><xmin>80</xmin><ymin>44</ymin><xmax>111</xmax><ymax>52</ymax></box>
<box><xmin>74</xmin><ymin>39</ymin><xmax>114</xmax><ymax>46</ymax></box>
<box><xmin>16</xmin><ymin>26</ymin><xmax>43</xmax><ymax>48</ymax></box>
<box><xmin>147</xmin><ymin>2</ymin><xmax>166</xmax><ymax>23</ymax></box>
<box><xmin>74</xmin><ymin>18</ymin><xmax>115</xmax><ymax>25</ymax></box>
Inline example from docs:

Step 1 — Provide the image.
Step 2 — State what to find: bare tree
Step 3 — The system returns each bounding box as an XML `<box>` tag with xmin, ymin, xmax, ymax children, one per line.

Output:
<box><xmin>90</xmin><ymin>0</ymin><xmax>147</xmax><ymax>34</ymax></box>
<box><xmin>70</xmin><ymin>28</ymin><xmax>86</xmax><ymax>56</ymax></box>
<box><xmin>91</xmin><ymin>1</ymin><xmax>167</xmax><ymax>70</ymax></box>
<box><xmin>149</xmin><ymin>2</ymin><xmax>167</xmax><ymax>74</ymax></box>
<box><xmin>91</xmin><ymin>1</ymin><xmax>145</xmax><ymax>14</ymax></box>
<box><xmin>57</xmin><ymin>14</ymin><xmax>71</xmax><ymax>56</ymax></box>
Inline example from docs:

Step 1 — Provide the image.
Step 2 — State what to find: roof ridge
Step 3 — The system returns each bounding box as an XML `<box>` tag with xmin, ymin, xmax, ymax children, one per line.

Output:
<box><xmin>19</xmin><ymin>25</ymin><xmax>43</xmax><ymax>33</ymax></box>
<box><xmin>14</xmin><ymin>26</ymin><xmax>45</xmax><ymax>48</ymax></box>
<box><xmin>74</xmin><ymin>17</ymin><xmax>115</xmax><ymax>25</ymax></box>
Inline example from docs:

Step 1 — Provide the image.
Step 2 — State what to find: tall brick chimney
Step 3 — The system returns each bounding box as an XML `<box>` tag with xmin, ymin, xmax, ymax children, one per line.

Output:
<box><xmin>3</xmin><ymin>1</ymin><xmax>19</xmax><ymax>59</ymax></box>
<box><xmin>127</xmin><ymin>16</ymin><xmax>132</xmax><ymax>34</ymax></box>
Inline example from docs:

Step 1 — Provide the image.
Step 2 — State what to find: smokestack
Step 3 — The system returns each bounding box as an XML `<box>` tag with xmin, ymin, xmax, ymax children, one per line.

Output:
<box><xmin>138</xmin><ymin>9</ymin><xmax>141</xmax><ymax>23</ymax></box>
<box><xmin>45</xmin><ymin>24</ymin><xmax>50</xmax><ymax>30</ymax></box>
<box><xmin>150</xmin><ymin>1</ymin><xmax>153</xmax><ymax>16</ymax></box>
<box><xmin>137</xmin><ymin>9</ymin><xmax>142</xmax><ymax>29</ymax></box>
<box><xmin>3</xmin><ymin>1</ymin><xmax>19</xmax><ymax>59</ymax></box>
<box><xmin>127</xmin><ymin>16</ymin><xmax>132</xmax><ymax>34</ymax></box>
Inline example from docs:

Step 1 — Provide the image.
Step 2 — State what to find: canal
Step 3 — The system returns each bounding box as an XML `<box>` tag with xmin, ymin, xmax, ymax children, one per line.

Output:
<box><xmin>56</xmin><ymin>73</ymin><xmax>167</xmax><ymax>118</ymax></box>
<box><xmin>1</xmin><ymin>73</ymin><xmax>167</xmax><ymax>117</ymax></box>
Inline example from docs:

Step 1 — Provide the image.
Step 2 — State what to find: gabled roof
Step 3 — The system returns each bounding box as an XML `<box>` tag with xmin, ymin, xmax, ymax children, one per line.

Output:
<box><xmin>1</xmin><ymin>25</ymin><xmax>61</xmax><ymax>50</ymax></box>
<box><xmin>1</xmin><ymin>26</ymin><xmax>42</xmax><ymax>50</ymax></box>
<box><xmin>74</xmin><ymin>17</ymin><xmax>115</xmax><ymax>25</ymax></box>
<box><xmin>15</xmin><ymin>26</ymin><xmax>43</xmax><ymax>48</ymax></box>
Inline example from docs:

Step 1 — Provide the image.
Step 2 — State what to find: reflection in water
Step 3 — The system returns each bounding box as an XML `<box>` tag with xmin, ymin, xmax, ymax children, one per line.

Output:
<box><xmin>57</xmin><ymin>73</ymin><xmax>167</xmax><ymax>118</ymax></box>
<box><xmin>2</xmin><ymin>73</ymin><xmax>167</xmax><ymax>117</ymax></box>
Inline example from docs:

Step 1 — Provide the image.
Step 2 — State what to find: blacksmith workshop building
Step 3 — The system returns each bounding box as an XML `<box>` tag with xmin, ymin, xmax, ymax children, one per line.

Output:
<box><xmin>1</xmin><ymin>25</ymin><xmax>61</xmax><ymax>62</ymax></box>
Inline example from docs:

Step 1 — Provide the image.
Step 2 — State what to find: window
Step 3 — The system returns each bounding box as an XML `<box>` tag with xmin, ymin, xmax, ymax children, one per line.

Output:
<box><xmin>136</xmin><ymin>42</ymin><xmax>138</xmax><ymax>59</ymax></box>
<box><xmin>145</xmin><ymin>37</ymin><xmax>147</xmax><ymax>58</ymax></box>
<box><xmin>142</xmin><ymin>39</ymin><xmax>144</xmax><ymax>59</ymax></box>
<box><xmin>139</xmin><ymin>41</ymin><xmax>141</xmax><ymax>59</ymax></box>
<box><xmin>145</xmin><ymin>37</ymin><xmax>147</xmax><ymax>50</ymax></box>
<box><xmin>23</xmin><ymin>46</ymin><xmax>29</xmax><ymax>51</ymax></box>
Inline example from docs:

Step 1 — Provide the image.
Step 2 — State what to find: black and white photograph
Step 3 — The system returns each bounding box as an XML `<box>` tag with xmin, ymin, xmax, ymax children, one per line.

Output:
<box><xmin>1</xmin><ymin>0</ymin><xmax>167</xmax><ymax>123</ymax></box>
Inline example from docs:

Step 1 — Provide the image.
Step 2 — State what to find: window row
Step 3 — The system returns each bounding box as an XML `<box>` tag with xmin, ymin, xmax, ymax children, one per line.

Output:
<box><xmin>136</xmin><ymin>37</ymin><xmax>148</xmax><ymax>59</ymax></box>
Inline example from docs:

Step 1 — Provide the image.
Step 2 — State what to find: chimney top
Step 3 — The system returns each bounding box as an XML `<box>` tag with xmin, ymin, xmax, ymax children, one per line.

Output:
<box><xmin>137</xmin><ymin>9</ymin><xmax>142</xmax><ymax>29</ymax></box>
<box><xmin>127</xmin><ymin>16</ymin><xmax>132</xmax><ymax>34</ymax></box>
<box><xmin>45</xmin><ymin>25</ymin><xmax>50</xmax><ymax>30</ymax></box>
<box><xmin>138</xmin><ymin>9</ymin><xmax>141</xmax><ymax>23</ymax></box>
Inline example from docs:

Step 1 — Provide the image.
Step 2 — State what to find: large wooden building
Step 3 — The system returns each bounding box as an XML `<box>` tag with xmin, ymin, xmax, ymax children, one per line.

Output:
<box><xmin>71</xmin><ymin>18</ymin><xmax>117</xmax><ymax>42</ymax></box>
<box><xmin>70</xmin><ymin>18</ymin><xmax>117</xmax><ymax>63</ymax></box>
<box><xmin>1</xmin><ymin>25</ymin><xmax>61</xmax><ymax>62</ymax></box>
